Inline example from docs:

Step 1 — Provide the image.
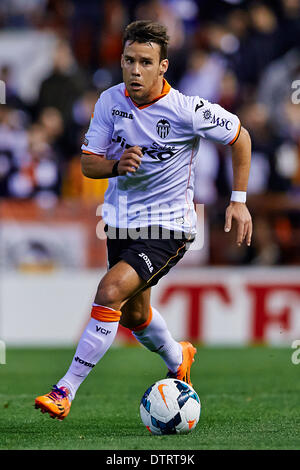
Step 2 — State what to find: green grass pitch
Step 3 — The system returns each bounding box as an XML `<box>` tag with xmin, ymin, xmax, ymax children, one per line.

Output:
<box><xmin>0</xmin><ymin>346</ymin><xmax>299</xmax><ymax>450</ymax></box>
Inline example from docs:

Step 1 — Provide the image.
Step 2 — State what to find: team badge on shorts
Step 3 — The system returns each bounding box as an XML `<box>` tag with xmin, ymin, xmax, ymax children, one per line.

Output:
<box><xmin>156</xmin><ymin>119</ymin><xmax>171</xmax><ymax>138</ymax></box>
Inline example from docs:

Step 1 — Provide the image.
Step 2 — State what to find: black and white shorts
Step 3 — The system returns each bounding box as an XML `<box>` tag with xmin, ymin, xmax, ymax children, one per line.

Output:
<box><xmin>105</xmin><ymin>225</ymin><xmax>194</xmax><ymax>287</ymax></box>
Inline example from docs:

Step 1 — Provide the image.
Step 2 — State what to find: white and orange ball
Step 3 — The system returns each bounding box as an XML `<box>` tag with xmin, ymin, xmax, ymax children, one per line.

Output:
<box><xmin>140</xmin><ymin>378</ymin><xmax>201</xmax><ymax>435</ymax></box>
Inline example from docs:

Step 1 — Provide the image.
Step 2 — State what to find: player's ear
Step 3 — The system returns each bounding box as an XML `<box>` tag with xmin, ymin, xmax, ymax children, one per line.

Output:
<box><xmin>121</xmin><ymin>54</ymin><xmax>124</xmax><ymax>68</ymax></box>
<box><xmin>159</xmin><ymin>59</ymin><xmax>169</xmax><ymax>75</ymax></box>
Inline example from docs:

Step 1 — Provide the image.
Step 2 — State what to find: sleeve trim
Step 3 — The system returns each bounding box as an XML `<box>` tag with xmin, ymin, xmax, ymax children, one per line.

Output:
<box><xmin>81</xmin><ymin>150</ymin><xmax>105</xmax><ymax>156</ymax></box>
<box><xmin>229</xmin><ymin>121</ymin><xmax>241</xmax><ymax>145</ymax></box>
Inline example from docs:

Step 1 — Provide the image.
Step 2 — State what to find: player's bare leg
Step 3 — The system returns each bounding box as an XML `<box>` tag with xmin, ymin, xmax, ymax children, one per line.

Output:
<box><xmin>35</xmin><ymin>260</ymin><xmax>196</xmax><ymax>419</ymax></box>
<box><xmin>121</xmin><ymin>289</ymin><xmax>197</xmax><ymax>386</ymax></box>
<box><xmin>120</xmin><ymin>286</ymin><xmax>152</xmax><ymax>329</ymax></box>
<box><xmin>35</xmin><ymin>260</ymin><xmax>147</xmax><ymax>420</ymax></box>
<box><xmin>94</xmin><ymin>260</ymin><xmax>147</xmax><ymax>311</ymax></box>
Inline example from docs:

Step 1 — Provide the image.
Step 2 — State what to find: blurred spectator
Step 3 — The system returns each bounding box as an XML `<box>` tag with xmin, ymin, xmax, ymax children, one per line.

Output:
<box><xmin>0</xmin><ymin>104</ymin><xmax>28</xmax><ymax>198</ymax></box>
<box><xmin>36</xmin><ymin>39</ymin><xmax>87</xmax><ymax>127</ymax></box>
<box><xmin>136</xmin><ymin>0</ymin><xmax>185</xmax><ymax>51</ymax></box>
<box><xmin>41</xmin><ymin>0</ymin><xmax>73</xmax><ymax>35</ymax></box>
<box><xmin>0</xmin><ymin>64</ymin><xmax>25</xmax><ymax>108</ymax></box>
<box><xmin>178</xmin><ymin>49</ymin><xmax>226</xmax><ymax>101</ymax></box>
<box><xmin>135</xmin><ymin>0</ymin><xmax>186</xmax><ymax>83</ymax></box>
<box><xmin>230</xmin><ymin>102</ymin><xmax>272</xmax><ymax>195</ymax></box>
<box><xmin>225</xmin><ymin>101</ymin><xmax>299</xmax><ymax>194</ymax></box>
<box><xmin>243</xmin><ymin>216</ymin><xmax>282</xmax><ymax>265</ymax></box>
<box><xmin>228</xmin><ymin>2</ymin><xmax>283</xmax><ymax>87</ymax></box>
<box><xmin>218</xmin><ymin>70</ymin><xmax>240</xmax><ymax>112</ymax></box>
<box><xmin>226</xmin><ymin>8</ymin><xmax>249</xmax><ymax>41</ymax></box>
<box><xmin>70</xmin><ymin>0</ymin><xmax>103</xmax><ymax>69</ymax></box>
<box><xmin>0</xmin><ymin>105</ymin><xmax>62</xmax><ymax>207</ymax></box>
<box><xmin>281</xmin><ymin>100</ymin><xmax>300</xmax><ymax>188</ymax></box>
<box><xmin>194</xmin><ymin>139</ymin><xmax>219</xmax><ymax>204</ymax></box>
<box><xmin>35</xmin><ymin>38</ymin><xmax>89</xmax><ymax>159</ymax></box>
<box><xmin>0</xmin><ymin>0</ymin><xmax>299</xmax><ymax>265</ymax></box>
<box><xmin>97</xmin><ymin>0</ymin><xmax>126</xmax><ymax>84</ymax></box>
<box><xmin>278</xmin><ymin>0</ymin><xmax>300</xmax><ymax>53</ymax></box>
<box><xmin>71</xmin><ymin>88</ymin><xmax>99</xmax><ymax>149</ymax></box>
<box><xmin>257</xmin><ymin>47</ymin><xmax>300</xmax><ymax>137</ymax></box>
<box><xmin>164</xmin><ymin>0</ymin><xmax>199</xmax><ymax>37</ymax></box>
<box><xmin>0</xmin><ymin>0</ymin><xmax>47</xmax><ymax>29</ymax></box>
<box><xmin>26</xmin><ymin>123</ymin><xmax>61</xmax><ymax>208</ymax></box>
<box><xmin>284</xmin><ymin>99</ymin><xmax>300</xmax><ymax>142</ymax></box>
<box><xmin>38</xmin><ymin>107</ymin><xmax>64</xmax><ymax>145</ymax></box>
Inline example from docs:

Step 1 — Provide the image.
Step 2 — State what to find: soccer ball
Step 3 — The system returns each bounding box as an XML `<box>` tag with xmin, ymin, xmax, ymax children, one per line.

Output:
<box><xmin>140</xmin><ymin>378</ymin><xmax>201</xmax><ymax>435</ymax></box>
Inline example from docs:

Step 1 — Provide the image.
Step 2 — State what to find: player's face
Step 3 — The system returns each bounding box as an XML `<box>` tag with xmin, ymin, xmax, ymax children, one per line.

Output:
<box><xmin>121</xmin><ymin>41</ymin><xmax>168</xmax><ymax>105</ymax></box>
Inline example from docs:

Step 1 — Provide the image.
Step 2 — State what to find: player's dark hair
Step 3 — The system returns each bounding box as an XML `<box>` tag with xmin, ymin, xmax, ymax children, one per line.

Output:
<box><xmin>123</xmin><ymin>21</ymin><xmax>169</xmax><ymax>60</ymax></box>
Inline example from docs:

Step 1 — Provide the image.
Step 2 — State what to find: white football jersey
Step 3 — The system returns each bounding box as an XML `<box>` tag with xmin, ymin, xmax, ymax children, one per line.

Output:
<box><xmin>81</xmin><ymin>80</ymin><xmax>241</xmax><ymax>235</ymax></box>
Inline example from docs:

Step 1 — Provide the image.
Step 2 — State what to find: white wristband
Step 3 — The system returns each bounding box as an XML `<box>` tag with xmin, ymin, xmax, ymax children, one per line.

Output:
<box><xmin>230</xmin><ymin>191</ymin><xmax>246</xmax><ymax>203</ymax></box>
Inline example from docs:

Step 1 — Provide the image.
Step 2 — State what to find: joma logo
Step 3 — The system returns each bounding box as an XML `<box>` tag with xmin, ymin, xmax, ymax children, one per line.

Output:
<box><xmin>74</xmin><ymin>356</ymin><xmax>95</xmax><ymax>368</ymax></box>
<box><xmin>112</xmin><ymin>109</ymin><xmax>133</xmax><ymax>119</ymax></box>
<box><xmin>138</xmin><ymin>253</ymin><xmax>153</xmax><ymax>272</ymax></box>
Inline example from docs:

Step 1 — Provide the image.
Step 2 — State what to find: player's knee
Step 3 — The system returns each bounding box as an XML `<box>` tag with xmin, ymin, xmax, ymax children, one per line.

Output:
<box><xmin>120</xmin><ymin>309</ymin><xmax>149</xmax><ymax>329</ymax></box>
<box><xmin>95</xmin><ymin>283</ymin><xmax>122</xmax><ymax>309</ymax></box>
<box><xmin>133</xmin><ymin>309</ymin><xmax>149</xmax><ymax>325</ymax></box>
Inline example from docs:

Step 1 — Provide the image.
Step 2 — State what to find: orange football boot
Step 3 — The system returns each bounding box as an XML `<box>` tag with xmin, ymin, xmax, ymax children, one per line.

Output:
<box><xmin>167</xmin><ymin>341</ymin><xmax>197</xmax><ymax>386</ymax></box>
<box><xmin>35</xmin><ymin>385</ymin><xmax>71</xmax><ymax>420</ymax></box>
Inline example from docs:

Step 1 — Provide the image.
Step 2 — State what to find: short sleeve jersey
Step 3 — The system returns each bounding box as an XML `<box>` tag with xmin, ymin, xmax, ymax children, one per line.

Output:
<box><xmin>81</xmin><ymin>80</ymin><xmax>241</xmax><ymax>235</ymax></box>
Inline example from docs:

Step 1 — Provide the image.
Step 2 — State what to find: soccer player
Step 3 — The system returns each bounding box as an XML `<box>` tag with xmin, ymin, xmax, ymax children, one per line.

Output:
<box><xmin>35</xmin><ymin>21</ymin><xmax>252</xmax><ymax>420</ymax></box>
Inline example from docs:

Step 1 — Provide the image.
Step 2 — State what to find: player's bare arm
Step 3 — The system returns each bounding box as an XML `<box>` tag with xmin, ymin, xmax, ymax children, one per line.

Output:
<box><xmin>81</xmin><ymin>145</ymin><xmax>143</xmax><ymax>179</ymax></box>
<box><xmin>224</xmin><ymin>126</ymin><xmax>252</xmax><ymax>247</ymax></box>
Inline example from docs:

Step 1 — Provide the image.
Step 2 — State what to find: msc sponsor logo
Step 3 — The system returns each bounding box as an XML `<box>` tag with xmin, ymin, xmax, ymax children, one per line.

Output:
<box><xmin>112</xmin><ymin>109</ymin><xmax>133</xmax><ymax>119</ymax></box>
<box><xmin>74</xmin><ymin>356</ymin><xmax>95</xmax><ymax>368</ymax></box>
<box><xmin>96</xmin><ymin>325</ymin><xmax>111</xmax><ymax>335</ymax></box>
<box><xmin>138</xmin><ymin>252</ymin><xmax>153</xmax><ymax>272</ymax></box>
<box><xmin>211</xmin><ymin>114</ymin><xmax>233</xmax><ymax>130</ymax></box>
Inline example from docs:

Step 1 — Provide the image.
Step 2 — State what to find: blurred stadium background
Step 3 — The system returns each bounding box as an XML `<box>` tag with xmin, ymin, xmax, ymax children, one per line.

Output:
<box><xmin>0</xmin><ymin>0</ymin><xmax>300</xmax><ymax>347</ymax></box>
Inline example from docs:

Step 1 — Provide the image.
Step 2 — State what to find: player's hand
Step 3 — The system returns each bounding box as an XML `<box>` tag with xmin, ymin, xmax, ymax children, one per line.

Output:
<box><xmin>224</xmin><ymin>202</ymin><xmax>252</xmax><ymax>247</ymax></box>
<box><xmin>117</xmin><ymin>146</ymin><xmax>143</xmax><ymax>175</ymax></box>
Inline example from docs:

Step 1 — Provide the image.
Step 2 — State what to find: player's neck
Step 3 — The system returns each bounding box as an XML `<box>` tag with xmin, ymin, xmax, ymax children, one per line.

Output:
<box><xmin>137</xmin><ymin>79</ymin><xmax>164</xmax><ymax>105</ymax></box>
<box><xmin>126</xmin><ymin>78</ymin><xmax>170</xmax><ymax>108</ymax></box>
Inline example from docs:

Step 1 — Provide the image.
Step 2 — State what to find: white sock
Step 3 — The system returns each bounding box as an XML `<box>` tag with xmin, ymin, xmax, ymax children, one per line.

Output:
<box><xmin>132</xmin><ymin>306</ymin><xmax>182</xmax><ymax>373</ymax></box>
<box><xmin>57</xmin><ymin>317</ymin><xmax>118</xmax><ymax>400</ymax></box>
